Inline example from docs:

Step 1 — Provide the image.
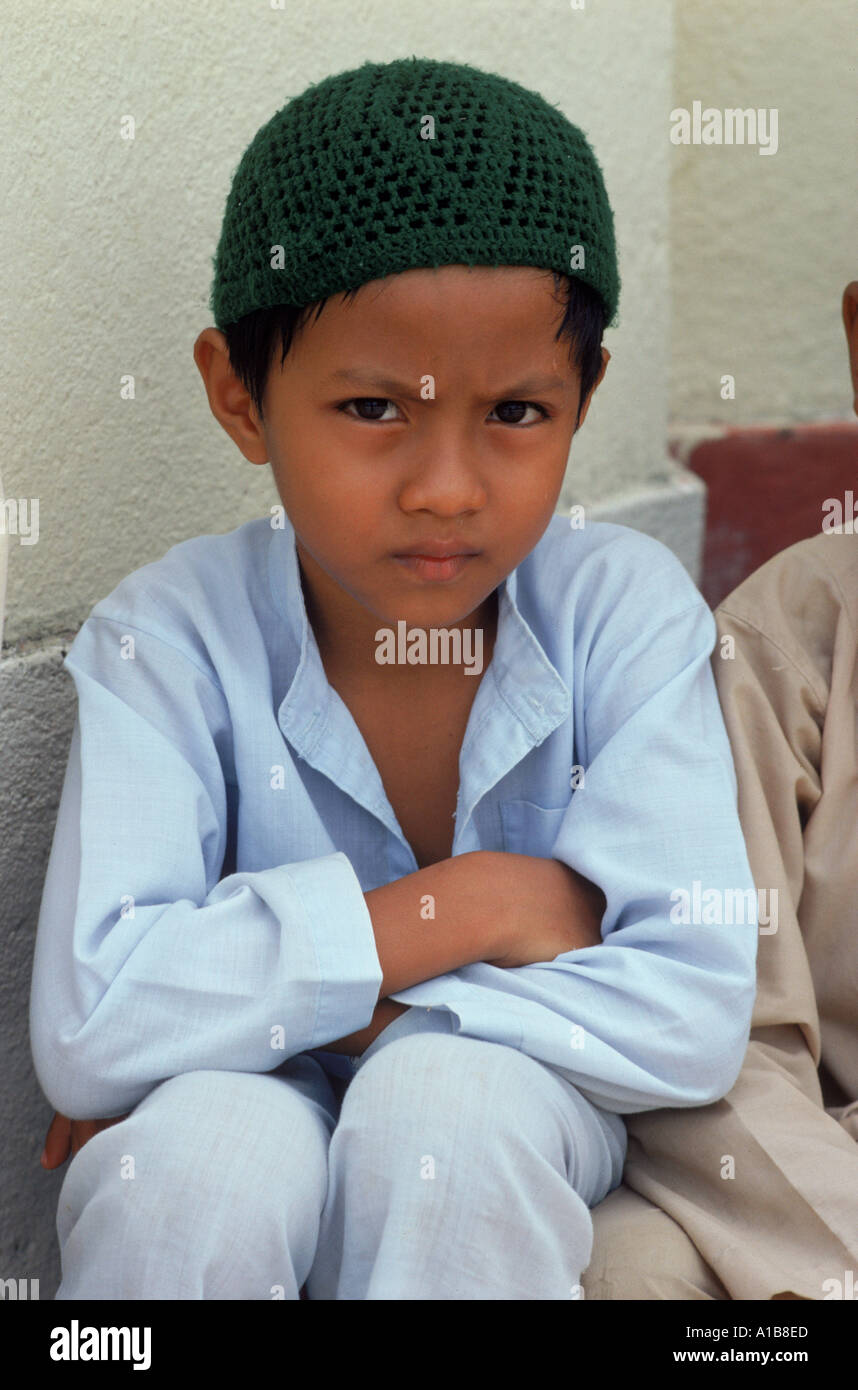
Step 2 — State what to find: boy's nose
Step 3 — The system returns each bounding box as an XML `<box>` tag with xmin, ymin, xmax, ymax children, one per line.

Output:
<box><xmin>397</xmin><ymin>450</ymin><xmax>489</xmax><ymax>513</ymax></box>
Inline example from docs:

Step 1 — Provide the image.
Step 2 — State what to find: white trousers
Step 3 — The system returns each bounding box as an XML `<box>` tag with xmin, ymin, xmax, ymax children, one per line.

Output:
<box><xmin>54</xmin><ymin>1028</ymin><xmax>626</xmax><ymax>1300</ymax></box>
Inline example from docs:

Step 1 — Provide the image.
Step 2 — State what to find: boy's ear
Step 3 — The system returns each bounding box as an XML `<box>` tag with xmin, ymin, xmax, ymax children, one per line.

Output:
<box><xmin>841</xmin><ymin>282</ymin><xmax>858</xmax><ymax>417</ymax></box>
<box><xmin>193</xmin><ymin>328</ymin><xmax>269</xmax><ymax>465</ymax></box>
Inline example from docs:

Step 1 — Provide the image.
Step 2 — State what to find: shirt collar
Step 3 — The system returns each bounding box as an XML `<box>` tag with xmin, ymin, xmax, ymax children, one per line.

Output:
<box><xmin>267</xmin><ymin>515</ymin><xmax>571</xmax><ymax>837</ymax></box>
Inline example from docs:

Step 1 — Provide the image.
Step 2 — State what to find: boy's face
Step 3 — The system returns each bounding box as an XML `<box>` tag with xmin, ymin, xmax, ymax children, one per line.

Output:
<box><xmin>195</xmin><ymin>264</ymin><xmax>608</xmax><ymax>678</ymax></box>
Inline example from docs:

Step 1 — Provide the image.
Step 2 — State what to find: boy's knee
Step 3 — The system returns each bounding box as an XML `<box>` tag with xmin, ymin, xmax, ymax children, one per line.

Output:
<box><xmin>65</xmin><ymin>1066</ymin><xmax>328</xmax><ymax>1196</ymax></box>
<box><xmin>58</xmin><ymin>1067</ymin><xmax>332</xmax><ymax>1264</ymax></box>
<box><xmin>136</xmin><ymin>1066</ymin><xmax>320</xmax><ymax>1139</ymax></box>
<box><xmin>348</xmin><ymin>1031</ymin><xmax>526</xmax><ymax>1123</ymax></box>
<box><xmin>342</xmin><ymin>1032</ymin><xmax>591</xmax><ymax>1178</ymax></box>
<box><xmin>582</xmin><ymin>1184</ymin><xmax>729</xmax><ymax>1300</ymax></box>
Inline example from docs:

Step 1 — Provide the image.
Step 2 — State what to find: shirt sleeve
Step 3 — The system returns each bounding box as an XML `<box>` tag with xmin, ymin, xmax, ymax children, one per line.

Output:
<box><xmin>369</xmin><ymin>586</ymin><xmax>760</xmax><ymax>1115</ymax></box>
<box><xmin>29</xmin><ymin>611</ymin><xmax>383</xmax><ymax>1119</ymax></box>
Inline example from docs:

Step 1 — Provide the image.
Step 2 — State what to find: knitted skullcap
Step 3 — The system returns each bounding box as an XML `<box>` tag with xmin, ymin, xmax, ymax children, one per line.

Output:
<box><xmin>209</xmin><ymin>56</ymin><xmax>620</xmax><ymax>330</ymax></box>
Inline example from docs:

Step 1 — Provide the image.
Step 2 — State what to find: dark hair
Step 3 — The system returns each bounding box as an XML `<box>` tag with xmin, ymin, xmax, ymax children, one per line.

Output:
<box><xmin>222</xmin><ymin>271</ymin><xmax>606</xmax><ymax>430</ymax></box>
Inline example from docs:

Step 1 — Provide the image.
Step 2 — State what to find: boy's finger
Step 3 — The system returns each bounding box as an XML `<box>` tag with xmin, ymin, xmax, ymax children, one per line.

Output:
<box><xmin>41</xmin><ymin>1112</ymin><xmax>72</xmax><ymax>1169</ymax></box>
<box><xmin>41</xmin><ymin>1110</ymin><xmax>132</xmax><ymax>1167</ymax></box>
<box><xmin>70</xmin><ymin>1120</ymin><xmax>99</xmax><ymax>1156</ymax></box>
<box><xmin>70</xmin><ymin>1115</ymin><xmax>128</xmax><ymax>1156</ymax></box>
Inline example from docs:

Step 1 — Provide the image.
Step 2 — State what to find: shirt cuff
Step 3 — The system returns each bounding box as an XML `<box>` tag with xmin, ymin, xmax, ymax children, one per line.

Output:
<box><xmin>283</xmin><ymin>850</ymin><xmax>384</xmax><ymax>1049</ymax></box>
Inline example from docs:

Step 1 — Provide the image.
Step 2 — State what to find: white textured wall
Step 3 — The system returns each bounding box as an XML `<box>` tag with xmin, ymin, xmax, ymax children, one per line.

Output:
<box><xmin>672</xmin><ymin>0</ymin><xmax>858</xmax><ymax>425</ymax></box>
<box><xmin>1</xmin><ymin>0</ymin><xmax>672</xmax><ymax>650</ymax></box>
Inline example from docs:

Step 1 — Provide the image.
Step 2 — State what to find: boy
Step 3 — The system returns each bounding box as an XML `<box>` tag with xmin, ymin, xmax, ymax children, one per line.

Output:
<box><xmin>31</xmin><ymin>56</ymin><xmax>758</xmax><ymax>1300</ymax></box>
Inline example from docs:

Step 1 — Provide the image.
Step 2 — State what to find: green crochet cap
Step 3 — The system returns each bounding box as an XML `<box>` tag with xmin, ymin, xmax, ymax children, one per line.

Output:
<box><xmin>209</xmin><ymin>56</ymin><xmax>620</xmax><ymax>331</ymax></box>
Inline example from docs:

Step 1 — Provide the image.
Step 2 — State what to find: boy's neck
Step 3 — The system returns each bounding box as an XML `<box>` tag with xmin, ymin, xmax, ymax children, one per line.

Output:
<box><xmin>296</xmin><ymin>545</ymin><xmax>499</xmax><ymax>689</ymax></box>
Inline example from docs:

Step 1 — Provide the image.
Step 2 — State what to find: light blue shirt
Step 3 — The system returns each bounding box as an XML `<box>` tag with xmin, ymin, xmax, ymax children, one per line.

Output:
<box><xmin>30</xmin><ymin>511</ymin><xmax>759</xmax><ymax>1120</ymax></box>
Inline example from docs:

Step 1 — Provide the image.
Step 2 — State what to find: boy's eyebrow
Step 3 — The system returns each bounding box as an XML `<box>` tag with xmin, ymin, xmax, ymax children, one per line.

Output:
<box><xmin>328</xmin><ymin>367</ymin><xmax>569</xmax><ymax>397</ymax></box>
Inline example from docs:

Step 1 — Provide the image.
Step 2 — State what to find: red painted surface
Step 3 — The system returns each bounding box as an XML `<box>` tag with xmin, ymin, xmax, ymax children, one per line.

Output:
<box><xmin>676</xmin><ymin>423</ymin><xmax>858</xmax><ymax>609</ymax></box>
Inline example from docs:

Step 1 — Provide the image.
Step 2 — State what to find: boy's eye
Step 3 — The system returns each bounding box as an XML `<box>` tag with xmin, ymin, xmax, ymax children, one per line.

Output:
<box><xmin>489</xmin><ymin>401</ymin><xmax>549</xmax><ymax>426</ymax></box>
<box><xmin>340</xmin><ymin>397</ymin><xmax>400</xmax><ymax>422</ymax></box>
<box><xmin>338</xmin><ymin>398</ymin><xmax>550</xmax><ymax>426</ymax></box>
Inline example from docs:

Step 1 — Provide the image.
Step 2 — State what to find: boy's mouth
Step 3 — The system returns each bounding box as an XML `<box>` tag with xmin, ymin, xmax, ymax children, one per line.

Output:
<box><xmin>394</xmin><ymin>539</ymin><xmax>481</xmax><ymax>559</ymax></box>
<box><xmin>392</xmin><ymin>550</ymin><xmax>480</xmax><ymax>582</ymax></box>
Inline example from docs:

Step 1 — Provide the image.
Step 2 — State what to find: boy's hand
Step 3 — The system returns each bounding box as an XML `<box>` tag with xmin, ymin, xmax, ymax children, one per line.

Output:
<box><xmin>40</xmin><ymin>1110</ymin><xmax>130</xmax><ymax>1170</ymax></box>
<box><xmin>484</xmin><ymin>854</ymin><xmax>606</xmax><ymax>969</ymax></box>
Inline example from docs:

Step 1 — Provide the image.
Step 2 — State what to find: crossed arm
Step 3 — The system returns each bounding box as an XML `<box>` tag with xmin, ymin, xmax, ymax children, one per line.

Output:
<box><xmin>42</xmin><ymin>849</ymin><xmax>605</xmax><ymax>1168</ymax></box>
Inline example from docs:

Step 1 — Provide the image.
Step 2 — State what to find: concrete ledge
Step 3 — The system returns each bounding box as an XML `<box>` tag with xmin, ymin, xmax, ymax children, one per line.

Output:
<box><xmin>561</xmin><ymin>465</ymin><xmax>708</xmax><ymax>585</ymax></box>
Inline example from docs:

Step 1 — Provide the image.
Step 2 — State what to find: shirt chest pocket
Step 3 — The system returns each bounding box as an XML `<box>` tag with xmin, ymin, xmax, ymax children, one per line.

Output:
<box><xmin>499</xmin><ymin>798</ymin><xmax>569</xmax><ymax>857</ymax></box>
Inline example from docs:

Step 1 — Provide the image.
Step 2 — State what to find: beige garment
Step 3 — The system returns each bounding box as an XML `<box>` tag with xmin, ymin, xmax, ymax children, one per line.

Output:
<box><xmin>585</xmin><ymin>529</ymin><xmax>858</xmax><ymax>1301</ymax></box>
